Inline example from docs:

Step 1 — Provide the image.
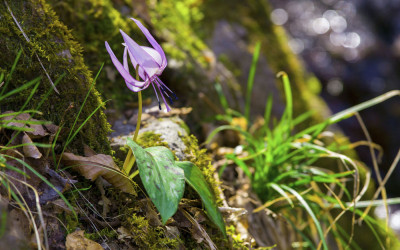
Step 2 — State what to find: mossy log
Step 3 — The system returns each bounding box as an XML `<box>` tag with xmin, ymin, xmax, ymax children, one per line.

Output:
<box><xmin>0</xmin><ymin>0</ymin><xmax>111</xmax><ymax>154</ymax></box>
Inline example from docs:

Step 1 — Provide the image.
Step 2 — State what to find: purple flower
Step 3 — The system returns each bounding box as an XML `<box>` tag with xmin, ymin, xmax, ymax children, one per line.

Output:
<box><xmin>105</xmin><ymin>18</ymin><xmax>176</xmax><ymax>111</ymax></box>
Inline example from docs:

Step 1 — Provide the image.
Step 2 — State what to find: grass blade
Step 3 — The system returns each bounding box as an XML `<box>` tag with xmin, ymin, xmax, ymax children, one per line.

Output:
<box><xmin>282</xmin><ymin>185</ymin><xmax>328</xmax><ymax>250</ymax></box>
<box><xmin>214</xmin><ymin>82</ymin><xmax>229</xmax><ymax>111</ymax></box>
<box><xmin>1</xmin><ymin>48</ymin><xmax>22</xmax><ymax>96</ymax></box>
<box><xmin>5</xmin><ymin>155</ymin><xmax>77</xmax><ymax>218</ymax></box>
<box><xmin>0</xmin><ymin>77</ymin><xmax>41</xmax><ymax>103</ymax></box>
<box><xmin>245</xmin><ymin>41</ymin><xmax>261</xmax><ymax>122</ymax></box>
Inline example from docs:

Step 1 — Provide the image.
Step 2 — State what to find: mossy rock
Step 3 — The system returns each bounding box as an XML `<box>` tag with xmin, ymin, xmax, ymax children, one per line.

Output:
<box><xmin>0</xmin><ymin>0</ymin><xmax>111</xmax><ymax>154</ymax></box>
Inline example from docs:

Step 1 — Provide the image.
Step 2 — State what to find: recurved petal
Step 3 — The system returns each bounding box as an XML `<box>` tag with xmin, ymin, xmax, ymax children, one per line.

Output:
<box><xmin>120</xmin><ymin>29</ymin><xmax>160</xmax><ymax>78</ymax></box>
<box><xmin>125</xmin><ymin>82</ymin><xmax>144</xmax><ymax>92</ymax></box>
<box><xmin>105</xmin><ymin>41</ymin><xmax>145</xmax><ymax>88</ymax></box>
<box><xmin>123</xmin><ymin>46</ymin><xmax>129</xmax><ymax>72</ymax></box>
<box><xmin>123</xmin><ymin>44</ymin><xmax>146</xmax><ymax>80</ymax></box>
<box><xmin>131</xmin><ymin>18</ymin><xmax>167</xmax><ymax>70</ymax></box>
<box><xmin>122</xmin><ymin>47</ymin><xmax>146</xmax><ymax>92</ymax></box>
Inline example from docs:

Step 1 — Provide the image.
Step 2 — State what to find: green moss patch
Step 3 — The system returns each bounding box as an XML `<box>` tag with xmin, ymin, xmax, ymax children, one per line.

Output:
<box><xmin>0</xmin><ymin>0</ymin><xmax>111</xmax><ymax>154</ymax></box>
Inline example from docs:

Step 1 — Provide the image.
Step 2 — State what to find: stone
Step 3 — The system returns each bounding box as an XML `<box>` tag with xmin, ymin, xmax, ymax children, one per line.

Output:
<box><xmin>110</xmin><ymin>102</ymin><xmax>190</xmax><ymax>160</ymax></box>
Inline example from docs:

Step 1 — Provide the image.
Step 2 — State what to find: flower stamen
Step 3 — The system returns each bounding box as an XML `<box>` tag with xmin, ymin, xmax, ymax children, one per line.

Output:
<box><xmin>151</xmin><ymin>82</ymin><xmax>162</xmax><ymax>110</ymax></box>
<box><xmin>156</xmin><ymin>77</ymin><xmax>178</xmax><ymax>101</ymax></box>
<box><xmin>155</xmin><ymin>83</ymin><xmax>170</xmax><ymax>111</ymax></box>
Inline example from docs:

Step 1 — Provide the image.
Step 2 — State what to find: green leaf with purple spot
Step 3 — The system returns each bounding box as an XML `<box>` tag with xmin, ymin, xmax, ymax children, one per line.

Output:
<box><xmin>126</xmin><ymin>138</ymin><xmax>185</xmax><ymax>224</ymax></box>
<box><xmin>176</xmin><ymin>161</ymin><xmax>226</xmax><ymax>237</ymax></box>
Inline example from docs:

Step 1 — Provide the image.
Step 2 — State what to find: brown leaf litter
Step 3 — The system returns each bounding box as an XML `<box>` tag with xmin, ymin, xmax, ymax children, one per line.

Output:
<box><xmin>61</xmin><ymin>151</ymin><xmax>136</xmax><ymax>196</ymax></box>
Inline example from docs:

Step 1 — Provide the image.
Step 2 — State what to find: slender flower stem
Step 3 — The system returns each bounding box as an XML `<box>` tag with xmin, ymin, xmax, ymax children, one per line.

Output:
<box><xmin>133</xmin><ymin>91</ymin><xmax>142</xmax><ymax>141</ymax></box>
<box><xmin>123</xmin><ymin>66</ymin><xmax>142</xmax><ymax>175</ymax></box>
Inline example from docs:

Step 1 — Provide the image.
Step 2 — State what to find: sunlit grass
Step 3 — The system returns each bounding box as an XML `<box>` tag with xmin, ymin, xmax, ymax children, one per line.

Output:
<box><xmin>208</xmin><ymin>44</ymin><xmax>400</xmax><ymax>249</ymax></box>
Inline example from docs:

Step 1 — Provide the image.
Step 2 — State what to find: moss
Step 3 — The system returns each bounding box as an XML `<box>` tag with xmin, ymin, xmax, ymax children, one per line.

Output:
<box><xmin>85</xmin><ymin>228</ymin><xmax>117</xmax><ymax>241</ymax></box>
<box><xmin>0</xmin><ymin>0</ymin><xmax>111</xmax><ymax>154</ymax></box>
<box><xmin>182</xmin><ymin>134</ymin><xmax>223</xmax><ymax>206</ymax></box>
<box><xmin>169</xmin><ymin>116</ymin><xmax>191</xmax><ymax>135</ymax></box>
<box><xmin>114</xmin><ymin>131</ymin><xmax>169</xmax><ymax>163</ymax></box>
<box><xmin>226</xmin><ymin>225</ymin><xmax>250</xmax><ymax>250</ymax></box>
<box><xmin>122</xmin><ymin>211</ymin><xmax>180</xmax><ymax>248</ymax></box>
<box><xmin>148</xmin><ymin>0</ymin><xmax>209</xmax><ymax>67</ymax></box>
<box><xmin>136</xmin><ymin>131</ymin><xmax>169</xmax><ymax>149</ymax></box>
<box><xmin>60</xmin><ymin>177</ymin><xmax>179</xmax><ymax>247</ymax></box>
<box><xmin>181</xmin><ymin>134</ymin><xmax>248</xmax><ymax>248</ymax></box>
<box><xmin>112</xmin><ymin>155</ymin><xmax>125</xmax><ymax>169</ymax></box>
<box><xmin>62</xmin><ymin>210</ymin><xmax>80</xmax><ymax>234</ymax></box>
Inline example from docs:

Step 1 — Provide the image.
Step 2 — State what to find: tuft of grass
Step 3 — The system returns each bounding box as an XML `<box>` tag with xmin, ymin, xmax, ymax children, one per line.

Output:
<box><xmin>208</xmin><ymin>45</ymin><xmax>400</xmax><ymax>249</ymax></box>
<box><xmin>55</xmin><ymin>63</ymin><xmax>107</xmax><ymax>169</ymax></box>
<box><xmin>0</xmin><ymin>51</ymin><xmax>77</xmax><ymax>250</ymax></box>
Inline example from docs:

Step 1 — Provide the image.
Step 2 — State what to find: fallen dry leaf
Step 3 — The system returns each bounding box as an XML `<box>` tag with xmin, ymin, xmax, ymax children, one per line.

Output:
<box><xmin>43</xmin><ymin>123</ymin><xmax>59</xmax><ymax>135</ymax></box>
<box><xmin>61</xmin><ymin>153</ymin><xmax>136</xmax><ymax>195</ymax></box>
<box><xmin>117</xmin><ymin>227</ymin><xmax>133</xmax><ymax>240</ymax></box>
<box><xmin>141</xmin><ymin>105</ymin><xmax>192</xmax><ymax>118</ymax></box>
<box><xmin>0</xmin><ymin>209</ymin><xmax>33</xmax><ymax>250</ymax></box>
<box><xmin>3</xmin><ymin>157</ymin><xmax>43</xmax><ymax>199</ymax></box>
<box><xmin>165</xmin><ymin>226</ymin><xmax>180</xmax><ymax>240</ymax></box>
<box><xmin>83</xmin><ymin>144</ymin><xmax>96</xmax><ymax>157</ymax></box>
<box><xmin>139</xmin><ymin>199</ymin><xmax>162</xmax><ymax>227</ymax></box>
<box><xmin>22</xmin><ymin>132</ymin><xmax>42</xmax><ymax>159</ymax></box>
<box><xmin>66</xmin><ymin>230</ymin><xmax>103</xmax><ymax>250</ymax></box>
<box><xmin>158</xmin><ymin>106</ymin><xmax>192</xmax><ymax>117</ymax></box>
<box><xmin>48</xmin><ymin>199</ymin><xmax>74</xmax><ymax>214</ymax></box>
<box><xmin>181</xmin><ymin>209</ymin><xmax>217</xmax><ymax>250</ymax></box>
<box><xmin>1</xmin><ymin>111</ymin><xmax>48</xmax><ymax>137</ymax></box>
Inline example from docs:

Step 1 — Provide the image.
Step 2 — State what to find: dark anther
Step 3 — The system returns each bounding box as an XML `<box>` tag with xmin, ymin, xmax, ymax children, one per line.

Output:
<box><xmin>158</xmin><ymin>101</ymin><xmax>161</xmax><ymax>110</ymax></box>
<box><xmin>168</xmin><ymin>96</ymin><xmax>173</xmax><ymax>105</ymax></box>
<box><xmin>172</xmin><ymin>93</ymin><xmax>178</xmax><ymax>100</ymax></box>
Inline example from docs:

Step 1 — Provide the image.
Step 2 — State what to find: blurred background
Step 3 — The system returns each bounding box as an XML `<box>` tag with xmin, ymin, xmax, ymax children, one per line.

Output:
<box><xmin>267</xmin><ymin>0</ymin><xmax>400</xmax><ymax>196</ymax></box>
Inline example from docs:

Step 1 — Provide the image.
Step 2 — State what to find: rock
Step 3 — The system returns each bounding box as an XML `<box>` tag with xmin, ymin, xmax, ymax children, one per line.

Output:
<box><xmin>66</xmin><ymin>230</ymin><xmax>103</xmax><ymax>250</ymax></box>
<box><xmin>111</xmin><ymin>117</ymin><xmax>188</xmax><ymax>160</ymax></box>
<box><xmin>110</xmin><ymin>103</ymin><xmax>189</xmax><ymax>160</ymax></box>
<box><xmin>143</xmin><ymin>118</ymin><xmax>188</xmax><ymax>158</ymax></box>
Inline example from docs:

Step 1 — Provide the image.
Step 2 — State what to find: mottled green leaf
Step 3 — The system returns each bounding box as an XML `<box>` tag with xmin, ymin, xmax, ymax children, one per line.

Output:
<box><xmin>176</xmin><ymin>161</ymin><xmax>226</xmax><ymax>237</ymax></box>
<box><xmin>126</xmin><ymin>138</ymin><xmax>185</xmax><ymax>224</ymax></box>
